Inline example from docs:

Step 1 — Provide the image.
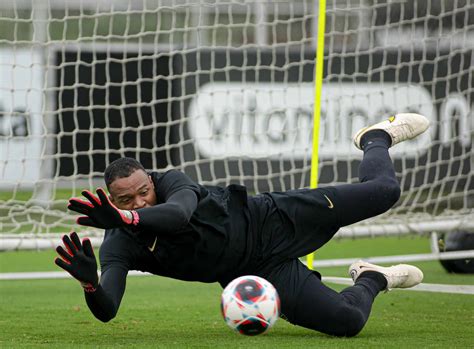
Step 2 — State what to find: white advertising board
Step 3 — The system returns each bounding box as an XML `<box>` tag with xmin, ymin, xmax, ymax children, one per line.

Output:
<box><xmin>187</xmin><ymin>82</ymin><xmax>439</xmax><ymax>159</ymax></box>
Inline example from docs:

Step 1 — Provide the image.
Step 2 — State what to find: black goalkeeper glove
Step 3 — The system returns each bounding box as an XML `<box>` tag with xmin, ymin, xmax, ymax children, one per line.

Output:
<box><xmin>55</xmin><ymin>232</ymin><xmax>99</xmax><ymax>293</ymax></box>
<box><xmin>67</xmin><ymin>188</ymin><xmax>139</xmax><ymax>229</ymax></box>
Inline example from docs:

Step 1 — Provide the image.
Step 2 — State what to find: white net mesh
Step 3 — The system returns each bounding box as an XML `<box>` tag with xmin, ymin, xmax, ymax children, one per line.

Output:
<box><xmin>0</xmin><ymin>0</ymin><xmax>473</xmax><ymax>243</ymax></box>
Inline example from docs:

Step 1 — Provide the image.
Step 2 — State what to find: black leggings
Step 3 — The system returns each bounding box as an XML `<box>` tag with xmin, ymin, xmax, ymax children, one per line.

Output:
<box><xmin>262</xmin><ymin>259</ymin><xmax>384</xmax><ymax>337</ymax></box>
<box><xmin>330</xmin><ymin>140</ymin><xmax>401</xmax><ymax>227</ymax></box>
<box><xmin>254</xmin><ymin>139</ymin><xmax>400</xmax><ymax>337</ymax></box>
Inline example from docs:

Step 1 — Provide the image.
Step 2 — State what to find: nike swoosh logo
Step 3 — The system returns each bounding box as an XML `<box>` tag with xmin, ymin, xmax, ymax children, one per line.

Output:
<box><xmin>148</xmin><ymin>236</ymin><xmax>158</xmax><ymax>252</ymax></box>
<box><xmin>324</xmin><ymin>194</ymin><xmax>334</xmax><ymax>209</ymax></box>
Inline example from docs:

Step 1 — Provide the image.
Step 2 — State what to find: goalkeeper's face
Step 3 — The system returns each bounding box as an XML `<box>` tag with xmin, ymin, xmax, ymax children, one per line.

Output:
<box><xmin>108</xmin><ymin>169</ymin><xmax>157</xmax><ymax>210</ymax></box>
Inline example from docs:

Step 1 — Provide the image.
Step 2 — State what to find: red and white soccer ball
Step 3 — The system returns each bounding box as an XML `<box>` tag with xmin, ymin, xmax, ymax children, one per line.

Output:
<box><xmin>221</xmin><ymin>275</ymin><xmax>280</xmax><ymax>336</ymax></box>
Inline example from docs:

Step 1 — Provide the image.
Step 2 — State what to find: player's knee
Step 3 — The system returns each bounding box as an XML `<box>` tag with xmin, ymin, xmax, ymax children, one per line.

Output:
<box><xmin>383</xmin><ymin>177</ymin><xmax>401</xmax><ymax>205</ymax></box>
<box><xmin>385</xmin><ymin>177</ymin><xmax>401</xmax><ymax>207</ymax></box>
<box><xmin>374</xmin><ymin>176</ymin><xmax>401</xmax><ymax>212</ymax></box>
<box><xmin>341</xmin><ymin>320</ymin><xmax>365</xmax><ymax>337</ymax></box>
<box><xmin>332</xmin><ymin>305</ymin><xmax>366</xmax><ymax>337</ymax></box>
<box><xmin>295</xmin><ymin>304</ymin><xmax>366</xmax><ymax>337</ymax></box>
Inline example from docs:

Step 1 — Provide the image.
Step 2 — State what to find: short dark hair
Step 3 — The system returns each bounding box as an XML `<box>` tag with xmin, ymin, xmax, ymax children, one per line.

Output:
<box><xmin>104</xmin><ymin>157</ymin><xmax>147</xmax><ymax>189</ymax></box>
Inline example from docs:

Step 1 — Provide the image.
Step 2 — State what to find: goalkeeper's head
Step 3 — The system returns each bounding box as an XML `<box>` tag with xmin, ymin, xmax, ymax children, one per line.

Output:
<box><xmin>104</xmin><ymin>157</ymin><xmax>157</xmax><ymax>210</ymax></box>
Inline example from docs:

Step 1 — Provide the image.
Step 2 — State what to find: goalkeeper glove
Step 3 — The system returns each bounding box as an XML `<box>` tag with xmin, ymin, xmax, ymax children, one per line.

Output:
<box><xmin>55</xmin><ymin>232</ymin><xmax>99</xmax><ymax>292</ymax></box>
<box><xmin>68</xmin><ymin>188</ymin><xmax>139</xmax><ymax>229</ymax></box>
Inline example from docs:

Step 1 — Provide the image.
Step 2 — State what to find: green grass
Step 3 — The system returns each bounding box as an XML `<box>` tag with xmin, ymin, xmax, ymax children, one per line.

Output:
<box><xmin>1</xmin><ymin>237</ymin><xmax>474</xmax><ymax>348</ymax></box>
<box><xmin>0</xmin><ymin>189</ymin><xmax>77</xmax><ymax>202</ymax></box>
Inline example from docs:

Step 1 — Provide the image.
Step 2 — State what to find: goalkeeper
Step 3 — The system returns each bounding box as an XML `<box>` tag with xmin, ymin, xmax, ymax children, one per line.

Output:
<box><xmin>57</xmin><ymin>113</ymin><xmax>428</xmax><ymax>337</ymax></box>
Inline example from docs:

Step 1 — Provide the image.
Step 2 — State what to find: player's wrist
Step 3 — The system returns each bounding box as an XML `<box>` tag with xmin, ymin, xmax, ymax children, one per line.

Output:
<box><xmin>81</xmin><ymin>281</ymin><xmax>98</xmax><ymax>293</ymax></box>
<box><xmin>80</xmin><ymin>273</ymin><xmax>99</xmax><ymax>292</ymax></box>
<box><xmin>120</xmin><ymin>209</ymin><xmax>140</xmax><ymax>226</ymax></box>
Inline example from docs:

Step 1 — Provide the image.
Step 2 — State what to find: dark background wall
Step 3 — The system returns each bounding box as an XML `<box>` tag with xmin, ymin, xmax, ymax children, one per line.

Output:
<box><xmin>56</xmin><ymin>50</ymin><xmax>171</xmax><ymax>176</ymax></box>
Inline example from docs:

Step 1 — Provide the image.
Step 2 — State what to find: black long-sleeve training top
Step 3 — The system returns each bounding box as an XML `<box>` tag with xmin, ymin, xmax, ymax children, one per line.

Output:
<box><xmin>85</xmin><ymin>170</ymin><xmax>255</xmax><ymax>322</ymax></box>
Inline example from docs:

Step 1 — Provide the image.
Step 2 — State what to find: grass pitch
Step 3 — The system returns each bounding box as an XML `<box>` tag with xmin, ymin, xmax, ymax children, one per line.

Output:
<box><xmin>1</xmin><ymin>237</ymin><xmax>473</xmax><ymax>348</ymax></box>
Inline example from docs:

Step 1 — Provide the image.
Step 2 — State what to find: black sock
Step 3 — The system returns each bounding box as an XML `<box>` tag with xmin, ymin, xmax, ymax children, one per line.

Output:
<box><xmin>357</xmin><ymin>271</ymin><xmax>388</xmax><ymax>291</ymax></box>
<box><xmin>360</xmin><ymin>130</ymin><xmax>392</xmax><ymax>149</ymax></box>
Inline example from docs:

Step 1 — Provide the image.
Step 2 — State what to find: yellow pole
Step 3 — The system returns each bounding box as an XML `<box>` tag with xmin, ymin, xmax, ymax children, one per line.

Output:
<box><xmin>307</xmin><ymin>0</ymin><xmax>326</xmax><ymax>270</ymax></box>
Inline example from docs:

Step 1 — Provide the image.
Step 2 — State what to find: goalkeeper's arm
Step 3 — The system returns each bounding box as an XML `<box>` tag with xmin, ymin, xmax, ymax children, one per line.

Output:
<box><xmin>68</xmin><ymin>188</ymin><xmax>198</xmax><ymax>234</ymax></box>
<box><xmin>55</xmin><ymin>232</ymin><xmax>126</xmax><ymax>322</ymax></box>
<box><xmin>84</xmin><ymin>266</ymin><xmax>127</xmax><ymax>322</ymax></box>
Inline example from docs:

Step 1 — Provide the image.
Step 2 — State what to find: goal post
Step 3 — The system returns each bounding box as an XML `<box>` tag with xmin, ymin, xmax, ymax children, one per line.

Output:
<box><xmin>0</xmin><ymin>1</ymin><xmax>473</xmax><ymax>257</ymax></box>
<box><xmin>307</xmin><ymin>0</ymin><xmax>327</xmax><ymax>270</ymax></box>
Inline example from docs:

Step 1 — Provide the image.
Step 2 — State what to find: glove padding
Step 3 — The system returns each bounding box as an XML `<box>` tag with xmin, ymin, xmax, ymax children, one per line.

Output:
<box><xmin>55</xmin><ymin>232</ymin><xmax>99</xmax><ymax>292</ymax></box>
<box><xmin>68</xmin><ymin>188</ymin><xmax>139</xmax><ymax>229</ymax></box>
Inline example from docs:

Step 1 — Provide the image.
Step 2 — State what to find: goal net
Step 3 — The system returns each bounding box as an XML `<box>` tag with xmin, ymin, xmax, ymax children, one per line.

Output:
<box><xmin>0</xmin><ymin>0</ymin><xmax>473</xmax><ymax>251</ymax></box>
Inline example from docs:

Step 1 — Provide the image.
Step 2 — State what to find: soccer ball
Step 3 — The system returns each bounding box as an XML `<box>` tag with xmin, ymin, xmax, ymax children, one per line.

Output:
<box><xmin>221</xmin><ymin>275</ymin><xmax>280</xmax><ymax>336</ymax></box>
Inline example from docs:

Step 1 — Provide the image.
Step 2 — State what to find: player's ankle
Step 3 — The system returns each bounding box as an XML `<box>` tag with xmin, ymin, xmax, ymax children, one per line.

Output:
<box><xmin>360</xmin><ymin>130</ymin><xmax>392</xmax><ymax>149</ymax></box>
<box><xmin>356</xmin><ymin>270</ymin><xmax>388</xmax><ymax>290</ymax></box>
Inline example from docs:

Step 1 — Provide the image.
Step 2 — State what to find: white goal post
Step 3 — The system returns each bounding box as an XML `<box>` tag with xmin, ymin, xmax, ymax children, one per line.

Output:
<box><xmin>0</xmin><ymin>1</ymin><xmax>473</xmax><ymax>259</ymax></box>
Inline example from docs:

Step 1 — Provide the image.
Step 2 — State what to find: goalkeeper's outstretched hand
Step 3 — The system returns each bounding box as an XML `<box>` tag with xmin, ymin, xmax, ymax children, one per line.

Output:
<box><xmin>68</xmin><ymin>188</ymin><xmax>139</xmax><ymax>229</ymax></box>
<box><xmin>55</xmin><ymin>232</ymin><xmax>99</xmax><ymax>292</ymax></box>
